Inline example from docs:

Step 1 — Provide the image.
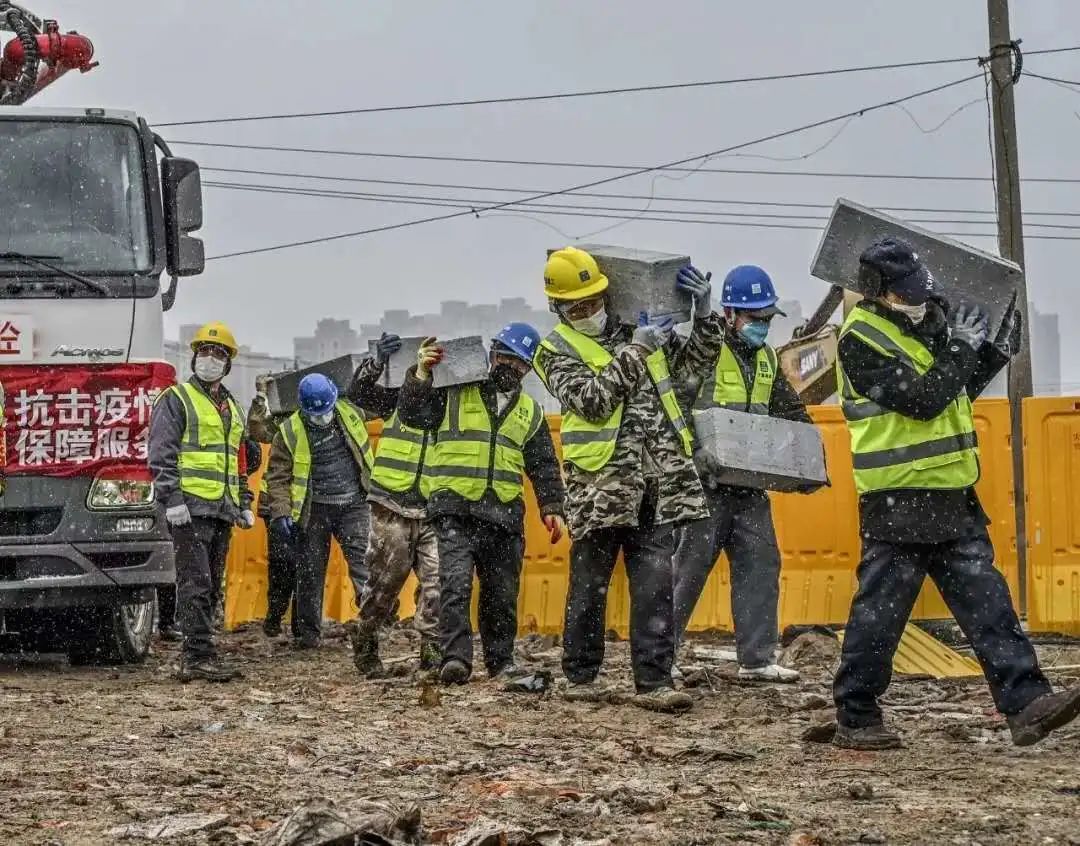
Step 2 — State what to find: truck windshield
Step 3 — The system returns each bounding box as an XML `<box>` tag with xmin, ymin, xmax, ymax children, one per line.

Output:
<box><xmin>0</xmin><ymin>120</ymin><xmax>151</xmax><ymax>274</ymax></box>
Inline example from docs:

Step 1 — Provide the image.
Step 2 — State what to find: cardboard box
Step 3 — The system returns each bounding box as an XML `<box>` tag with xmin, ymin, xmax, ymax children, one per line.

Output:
<box><xmin>265</xmin><ymin>354</ymin><xmax>367</xmax><ymax>415</ymax></box>
<box><xmin>810</xmin><ymin>198</ymin><xmax>1022</xmax><ymax>333</ymax></box>
<box><xmin>431</xmin><ymin>335</ymin><xmax>489</xmax><ymax>389</ymax></box>
<box><xmin>553</xmin><ymin>244</ymin><xmax>693</xmax><ymax>324</ymax></box>
<box><xmin>368</xmin><ymin>336</ymin><xmax>425</xmax><ymax>388</ymax></box>
<box><xmin>695</xmin><ymin>407</ymin><xmax>828</xmax><ymax>492</ymax></box>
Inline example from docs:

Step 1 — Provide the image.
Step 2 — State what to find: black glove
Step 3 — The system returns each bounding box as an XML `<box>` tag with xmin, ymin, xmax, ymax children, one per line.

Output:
<box><xmin>375</xmin><ymin>332</ymin><xmax>403</xmax><ymax>364</ymax></box>
<box><xmin>992</xmin><ymin>291</ymin><xmax>1023</xmax><ymax>359</ymax></box>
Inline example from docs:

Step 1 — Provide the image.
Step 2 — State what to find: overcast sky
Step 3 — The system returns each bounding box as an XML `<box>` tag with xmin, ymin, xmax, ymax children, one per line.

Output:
<box><xmin>38</xmin><ymin>1</ymin><xmax>1080</xmax><ymax>387</ymax></box>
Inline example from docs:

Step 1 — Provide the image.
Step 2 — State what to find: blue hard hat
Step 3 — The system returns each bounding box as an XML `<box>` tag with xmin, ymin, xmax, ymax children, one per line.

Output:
<box><xmin>297</xmin><ymin>373</ymin><xmax>338</xmax><ymax>416</ymax></box>
<box><xmin>720</xmin><ymin>265</ymin><xmax>785</xmax><ymax>314</ymax></box>
<box><xmin>492</xmin><ymin>322</ymin><xmax>542</xmax><ymax>364</ymax></box>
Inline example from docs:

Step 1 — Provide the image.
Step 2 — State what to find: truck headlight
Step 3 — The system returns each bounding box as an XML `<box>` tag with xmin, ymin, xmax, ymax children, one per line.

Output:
<box><xmin>87</xmin><ymin>468</ymin><xmax>155</xmax><ymax>510</ymax></box>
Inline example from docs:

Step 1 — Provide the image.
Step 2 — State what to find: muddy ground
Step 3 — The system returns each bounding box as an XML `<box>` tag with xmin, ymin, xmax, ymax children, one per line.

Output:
<box><xmin>0</xmin><ymin>625</ymin><xmax>1077</xmax><ymax>846</ymax></box>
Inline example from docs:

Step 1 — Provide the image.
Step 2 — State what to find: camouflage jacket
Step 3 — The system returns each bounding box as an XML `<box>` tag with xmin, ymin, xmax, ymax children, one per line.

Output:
<box><xmin>535</xmin><ymin>312</ymin><xmax>725</xmax><ymax>539</ymax></box>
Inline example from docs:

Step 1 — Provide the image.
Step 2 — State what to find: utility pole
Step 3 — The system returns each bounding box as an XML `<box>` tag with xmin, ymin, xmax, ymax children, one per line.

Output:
<box><xmin>986</xmin><ymin>0</ymin><xmax>1033</xmax><ymax>612</ymax></box>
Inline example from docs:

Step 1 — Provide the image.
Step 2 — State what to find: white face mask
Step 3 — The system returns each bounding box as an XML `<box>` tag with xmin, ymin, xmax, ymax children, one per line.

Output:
<box><xmin>890</xmin><ymin>300</ymin><xmax>927</xmax><ymax>324</ymax></box>
<box><xmin>569</xmin><ymin>310</ymin><xmax>608</xmax><ymax>337</ymax></box>
<box><xmin>194</xmin><ymin>357</ymin><xmax>226</xmax><ymax>383</ymax></box>
<box><xmin>308</xmin><ymin>411</ymin><xmax>334</xmax><ymax>428</ymax></box>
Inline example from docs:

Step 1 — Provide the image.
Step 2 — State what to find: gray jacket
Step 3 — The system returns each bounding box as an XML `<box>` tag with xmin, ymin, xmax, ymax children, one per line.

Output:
<box><xmin>148</xmin><ymin>377</ymin><xmax>253</xmax><ymax>523</ymax></box>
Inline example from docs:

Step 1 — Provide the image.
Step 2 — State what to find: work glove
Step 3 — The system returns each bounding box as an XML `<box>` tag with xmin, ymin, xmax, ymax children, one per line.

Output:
<box><xmin>415</xmin><ymin>336</ymin><xmax>444</xmax><ymax>380</ymax></box>
<box><xmin>992</xmin><ymin>291</ymin><xmax>1023</xmax><ymax>359</ymax></box>
<box><xmin>238</xmin><ymin>509</ymin><xmax>255</xmax><ymax>530</ymax></box>
<box><xmin>692</xmin><ymin>447</ymin><xmax>726</xmax><ymax>490</ymax></box>
<box><xmin>676</xmin><ymin>264</ymin><xmax>713</xmax><ymax>313</ymax></box>
<box><xmin>631</xmin><ymin>312</ymin><xmax>675</xmax><ymax>353</ymax></box>
<box><xmin>543</xmin><ymin>514</ymin><xmax>566</xmax><ymax>544</ymax></box>
<box><xmin>270</xmin><ymin>516</ymin><xmax>295</xmax><ymax>540</ymax></box>
<box><xmin>165</xmin><ymin>503</ymin><xmax>192</xmax><ymax>527</ymax></box>
<box><xmin>375</xmin><ymin>331</ymin><xmax>403</xmax><ymax>364</ymax></box>
<box><xmin>949</xmin><ymin>304</ymin><xmax>989</xmax><ymax>351</ymax></box>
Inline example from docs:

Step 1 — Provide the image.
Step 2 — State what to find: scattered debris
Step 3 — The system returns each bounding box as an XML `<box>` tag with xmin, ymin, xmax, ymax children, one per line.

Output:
<box><xmin>780</xmin><ymin>631</ymin><xmax>840</xmax><ymax>671</ymax></box>
<box><xmin>503</xmin><ymin>671</ymin><xmax>552</xmax><ymax>694</ymax></box>
<box><xmin>260</xmin><ymin>801</ymin><xmax>421</xmax><ymax>846</ymax></box>
<box><xmin>108</xmin><ymin>813</ymin><xmax>230</xmax><ymax>840</ymax></box>
<box><xmin>801</xmin><ymin>720</ymin><xmax>838</xmax><ymax>743</ymax></box>
<box><xmin>846</xmin><ymin>781</ymin><xmax>875</xmax><ymax>801</ymax></box>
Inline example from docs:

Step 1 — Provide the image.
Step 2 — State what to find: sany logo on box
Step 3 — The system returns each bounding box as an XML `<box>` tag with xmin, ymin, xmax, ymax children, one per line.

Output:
<box><xmin>0</xmin><ymin>315</ymin><xmax>32</xmax><ymax>361</ymax></box>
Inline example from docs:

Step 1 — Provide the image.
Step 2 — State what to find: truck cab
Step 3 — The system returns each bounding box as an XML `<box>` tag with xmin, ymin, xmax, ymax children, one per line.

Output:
<box><xmin>0</xmin><ymin>106</ymin><xmax>203</xmax><ymax>662</ymax></box>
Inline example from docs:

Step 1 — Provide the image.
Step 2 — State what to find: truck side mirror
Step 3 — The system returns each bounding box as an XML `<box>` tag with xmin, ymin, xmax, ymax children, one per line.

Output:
<box><xmin>162</xmin><ymin>157</ymin><xmax>205</xmax><ymax>277</ymax></box>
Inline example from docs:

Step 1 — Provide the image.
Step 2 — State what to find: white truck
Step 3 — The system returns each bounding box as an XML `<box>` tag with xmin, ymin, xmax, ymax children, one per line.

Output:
<box><xmin>0</xmin><ymin>104</ymin><xmax>204</xmax><ymax>662</ymax></box>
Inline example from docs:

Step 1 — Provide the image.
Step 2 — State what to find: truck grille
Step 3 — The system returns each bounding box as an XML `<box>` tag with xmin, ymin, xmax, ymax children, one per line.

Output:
<box><xmin>83</xmin><ymin>551</ymin><xmax>153</xmax><ymax>570</ymax></box>
<box><xmin>0</xmin><ymin>556</ymin><xmax>82</xmax><ymax>581</ymax></box>
<box><xmin>0</xmin><ymin>508</ymin><xmax>64</xmax><ymax>537</ymax></box>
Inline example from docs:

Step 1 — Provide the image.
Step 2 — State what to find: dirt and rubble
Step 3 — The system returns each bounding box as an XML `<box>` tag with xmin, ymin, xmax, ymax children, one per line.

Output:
<box><xmin>0</xmin><ymin>625</ymin><xmax>1077</xmax><ymax>846</ymax></box>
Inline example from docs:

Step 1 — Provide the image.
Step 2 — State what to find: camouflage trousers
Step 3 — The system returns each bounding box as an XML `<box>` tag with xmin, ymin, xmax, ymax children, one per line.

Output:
<box><xmin>358</xmin><ymin>503</ymin><xmax>440</xmax><ymax>637</ymax></box>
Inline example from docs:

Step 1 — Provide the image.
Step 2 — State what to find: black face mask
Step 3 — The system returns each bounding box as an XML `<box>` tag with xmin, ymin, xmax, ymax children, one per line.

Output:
<box><xmin>490</xmin><ymin>363</ymin><xmax>523</xmax><ymax>392</ymax></box>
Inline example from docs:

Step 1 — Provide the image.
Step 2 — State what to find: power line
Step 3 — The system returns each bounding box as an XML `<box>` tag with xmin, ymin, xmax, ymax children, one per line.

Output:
<box><xmin>154</xmin><ymin>51</ymin><xmax>1013</xmax><ymax>128</ymax></box>
<box><xmin>198</xmin><ymin>165</ymin><xmax>1080</xmax><ymax>217</ymax></box>
<box><xmin>207</xmin><ymin>72</ymin><xmax>985</xmax><ymax>260</ymax></box>
<box><xmin>203</xmin><ymin>179</ymin><xmax>1080</xmax><ymax>230</ymax></box>
<box><xmin>173</xmin><ymin>138</ymin><xmax>1080</xmax><ymax>184</ymax></box>
<box><xmin>201</xmin><ymin>181</ymin><xmax>1080</xmax><ymax>241</ymax></box>
<box><xmin>1026</xmin><ymin>71</ymin><xmax>1080</xmax><ymax>89</ymax></box>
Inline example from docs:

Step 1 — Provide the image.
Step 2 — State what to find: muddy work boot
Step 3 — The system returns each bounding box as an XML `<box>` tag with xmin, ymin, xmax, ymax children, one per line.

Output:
<box><xmin>175</xmin><ymin>655</ymin><xmax>240</xmax><ymax>683</ymax></box>
<box><xmin>1007</xmin><ymin>686</ymin><xmax>1080</xmax><ymax>747</ymax></box>
<box><xmin>833</xmin><ymin>722</ymin><xmax>902</xmax><ymax>750</ymax></box>
<box><xmin>262</xmin><ymin>617</ymin><xmax>283</xmax><ymax>638</ymax></box>
<box><xmin>632</xmin><ymin>686</ymin><xmax>693</xmax><ymax>714</ymax></box>
<box><xmin>564</xmin><ymin>679</ymin><xmax>614</xmax><ymax>703</ymax></box>
<box><xmin>439</xmin><ymin>659</ymin><xmax>470</xmax><ymax>686</ymax></box>
<box><xmin>350</xmin><ymin>622</ymin><xmax>384</xmax><ymax>678</ymax></box>
<box><xmin>418</xmin><ymin>638</ymin><xmax>442</xmax><ymax>673</ymax></box>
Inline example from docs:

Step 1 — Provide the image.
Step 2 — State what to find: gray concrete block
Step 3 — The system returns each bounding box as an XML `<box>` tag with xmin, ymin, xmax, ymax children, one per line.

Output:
<box><xmin>552</xmin><ymin>244</ymin><xmax>693</xmax><ymax>325</ymax></box>
<box><xmin>695</xmin><ymin>408</ymin><xmax>828</xmax><ymax>492</ymax></box>
<box><xmin>368</xmin><ymin>336</ymin><xmax>425</xmax><ymax>388</ymax></box>
<box><xmin>266</xmin><ymin>354</ymin><xmax>367</xmax><ymax>415</ymax></box>
<box><xmin>431</xmin><ymin>335</ymin><xmax>489</xmax><ymax>389</ymax></box>
<box><xmin>811</xmin><ymin>198</ymin><xmax>1022</xmax><ymax>332</ymax></box>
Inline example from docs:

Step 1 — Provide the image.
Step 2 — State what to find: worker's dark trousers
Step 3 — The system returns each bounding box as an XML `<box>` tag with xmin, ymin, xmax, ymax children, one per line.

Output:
<box><xmin>263</xmin><ymin>516</ymin><xmax>298</xmax><ymax>634</ymax></box>
<box><xmin>157</xmin><ymin>585</ymin><xmax>176</xmax><ymax>631</ymax></box>
<box><xmin>170</xmin><ymin>516</ymin><xmax>232</xmax><ymax>660</ymax></box>
<box><xmin>434</xmin><ymin>515</ymin><xmax>523</xmax><ymax>677</ymax></box>
<box><xmin>672</xmin><ymin>486</ymin><xmax>781</xmax><ymax>668</ymax></box>
<box><xmin>563</xmin><ymin>522</ymin><xmax>677</xmax><ymax>693</ymax></box>
<box><xmin>834</xmin><ymin>527</ymin><xmax>1052</xmax><ymax>728</ymax></box>
<box><xmin>295</xmin><ymin>499</ymin><xmax>370</xmax><ymax>644</ymax></box>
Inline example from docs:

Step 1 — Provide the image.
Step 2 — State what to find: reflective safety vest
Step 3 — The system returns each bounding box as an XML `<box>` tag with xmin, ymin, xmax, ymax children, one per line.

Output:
<box><xmin>693</xmin><ymin>342</ymin><xmax>777</xmax><ymax>417</ymax></box>
<box><xmin>280</xmin><ymin>400</ymin><xmax>374</xmax><ymax>520</ymax></box>
<box><xmin>160</xmin><ymin>381</ymin><xmax>245</xmax><ymax>504</ymax></box>
<box><xmin>534</xmin><ymin>323</ymin><xmax>693</xmax><ymax>471</ymax></box>
<box><xmin>421</xmin><ymin>385</ymin><xmax>542</xmax><ymax>503</ymax></box>
<box><xmin>837</xmin><ymin>304</ymin><xmax>979</xmax><ymax>495</ymax></box>
<box><xmin>369</xmin><ymin>410</ymin><xmax>430</xmax><ymax>495</ymax></box>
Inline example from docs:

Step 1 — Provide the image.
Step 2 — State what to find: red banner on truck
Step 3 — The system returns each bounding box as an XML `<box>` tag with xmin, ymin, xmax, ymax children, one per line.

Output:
<box><xmin>0</xmin><ymin>362</ymin><xmax>176</xmax><ymax>477</ymax></box>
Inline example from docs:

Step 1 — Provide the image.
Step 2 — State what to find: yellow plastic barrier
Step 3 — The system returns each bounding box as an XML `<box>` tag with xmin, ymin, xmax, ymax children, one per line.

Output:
<box><xmin>225</xmin><ymin>399</ymin><xmax>1055</xmax><ymax>634</ymax></box>
<box><xmin>1024</xmin><ymin>397</ymin><xmax>1080</xmax><ymax>634</ymax></box>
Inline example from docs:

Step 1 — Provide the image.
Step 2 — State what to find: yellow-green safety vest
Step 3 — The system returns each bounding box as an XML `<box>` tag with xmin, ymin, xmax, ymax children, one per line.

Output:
<box><xmin>837</xmin><ymin>304</ymin><xmax>979</xmax><ymax>495</ymax></box>
<box><xmin>421</xmin><ymin>385</ymin><xmax>542</xmax><ymax>503</ymax></box>
<box><xmin>280</xmin><ymin>399</ymin><xmax>374</xmax><ymax>520</ymax></box>
<box><xmin>693</xmin><ymin>342</ymin><xmax>777</xmax><ymax>417</ymax></box>
<box><xmin>534</xmin><ymin>323</ymin><xmax>693</xmax><ymax>472</ymax></box>
<box><xmin>160</xmin><ymin>381</ymin><xmax>244</xmax><ymax>504</ymax></box>
<box><xmin>369</xmin><ymin>410</ymin><xmax>430</xmax><ymax>495</ymax></box>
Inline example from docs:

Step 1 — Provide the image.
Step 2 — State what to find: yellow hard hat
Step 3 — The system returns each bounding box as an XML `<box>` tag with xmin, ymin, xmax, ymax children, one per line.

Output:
<box><xmin>190</xmin><ymin>321</ymin><xmax>238</xmax><ymax>358</ymax></box>
<box><xmin>544</xmin><ymin>247</ymin><xmax>609</xmax><ymax>301</ymax></box>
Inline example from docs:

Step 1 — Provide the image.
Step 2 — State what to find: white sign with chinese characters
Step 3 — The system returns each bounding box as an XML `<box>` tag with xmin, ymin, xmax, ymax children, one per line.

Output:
<box><xmin>0</xmin><ymin>314</ymin><xmax>33</xmax><ymax>362</ymax></box>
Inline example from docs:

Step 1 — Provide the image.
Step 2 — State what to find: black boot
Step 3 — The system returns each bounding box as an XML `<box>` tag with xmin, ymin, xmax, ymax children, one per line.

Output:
<box><xmin>833</xmin><ymin>722</ymin><xmax>902</xmax><ymax>750</ymax></box>
<box><xmin>175</xmin><ymin>655</ymin><xmax>240</xmax><ymax>683</ymax></box>
<box><xmin>350</xmin><ymin>621</ymin><xmax>384</xmax><ymax>677</ymax></box>
<box><xmin>1007</xmin><ymin>687</ymin><xmax>1080</xmax><ymax>747</ymax></box>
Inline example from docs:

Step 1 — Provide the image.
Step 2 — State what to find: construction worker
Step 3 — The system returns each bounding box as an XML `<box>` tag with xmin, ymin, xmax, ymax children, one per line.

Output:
<box><xmin>672</xmin><ymin>265</ymin><xmax>815</xmax><ymax>683</ymax></box>
<box><xmin>833</xmin><ymin>236</ymin><xmax>1080</xmax><ymax>749</ymax></box>
<box><xmin>265</xmin><ymin>373</ymin><xmax>373</xmax><ymax>649</ymax></box>
<box><xmin>246</xmin><ymin>375</ymin><xmax>298</xmax><ymax>639</ymax></box>
<box><xmin>347</xmin><ymin>333</ymin><xmax>443</xmax><ymax>677</ymax></box>
<box><xmin>397</xmin><ymin>323</ymin><xmax>566</xmax><ymax>684</ymax></box>
<box><xmin>149</xmin><ymin>322</ymin><xmax>254</xmax><ymax>682</ymax></box>
<box><xmin>534</xmin><ymin>247</ymin><xmax>723</xmax><ymax>713</ymax></box>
